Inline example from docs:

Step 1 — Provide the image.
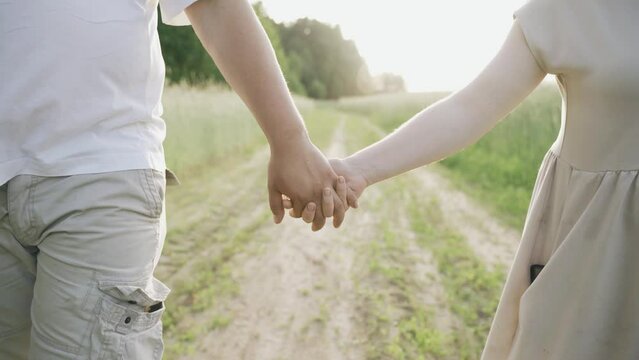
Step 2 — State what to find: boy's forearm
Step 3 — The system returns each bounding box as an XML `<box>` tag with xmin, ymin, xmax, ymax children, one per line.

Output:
<box><xmin>185</xmin><ymin>0</ymin><xmax>308</xmax><ymax>148</ymax></box>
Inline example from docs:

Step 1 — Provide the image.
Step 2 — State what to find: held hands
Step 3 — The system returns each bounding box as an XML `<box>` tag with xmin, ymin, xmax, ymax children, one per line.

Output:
<box><xmin>283</xmin><ymin>158</ymin><xmax>369</xmax><ymax>230</ymax></box>
<box><xmin>268</xmin><ymin>137</ymin><xmax>349</xmax><ymax>231</ymax></box>
<box><xmin>328</xmin><ymin>158</ymin><xmax>368</xmax><ymax>204</ymax></box>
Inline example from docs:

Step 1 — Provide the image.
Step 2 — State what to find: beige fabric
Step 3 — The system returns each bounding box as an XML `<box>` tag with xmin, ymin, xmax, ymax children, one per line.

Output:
<box><xmin>482</xmin><ymin>0</ymin><xmax>639</xmax><ymax>359</ymax></box>
<box><xmin>0</xmin><ymin>169</ymin><xmax>169</xmax><ymax>359</ymax></box>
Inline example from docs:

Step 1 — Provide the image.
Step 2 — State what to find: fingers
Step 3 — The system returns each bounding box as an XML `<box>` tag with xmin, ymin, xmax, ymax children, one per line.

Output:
<box><xmin>282</xmin><ymin>195</ymin><xmax>303</xmax><ymax>218</ymax></box>
<box><xmin>282</xmin><ymin>195</ymin><xmax>304</xmax><ymax>219</ymax></box>
<box><xmin>292</xmin><ymin>199</ymin><xmax>305</xmax><ymax>220</ymax></box>
<box><xmin>336</xmin><ymin>176</ymin><xmax>347</xmax><ymax>209</ymax></box>
<box><xmin>283</xmin><ymin>196</ymin><xmax>303</xmax><ymax>219</ymax></box>
<box><xmin>347</xmin><ymin>189</ymin><xmax>359</xmax><ymax>209</ymax></box>
<box><xmin>275</xmin><ymin>183</ymin><xmax>349</xmax><ymax>230</ymax></box>
<box><xmin>312</xmin><ymin>181</ymin><xmax>349</xmax><ymax>229</ymax></box>
<box><xmin>332</xmin><ymin>193</ymin><xmax>346</xmax><ymax>228</ymax></box>
<box><xmin>321</xmin><ymin>187</ymin><xmax>334</xmax><ymax>218</ymax></box>
<box><xmin>268</xmin><ymin>187</ymin><xmax>285</xmax><ymax>224</ymax></box>
<box><xmin>311</xmin><ymin>210</ymin><xmax>327</xmax><ymax>232</ymax></box>
<box><xmin>331</xmin><ymin>176</ymin><xmax>348</xmax><ymax>228</ymax></box>
<box><xmin>302</xmin><ymin>202</ymin><xmax>317</xmax><ymax>223</ymax></box>
<box><xmin>282</xmin><ymin>195</ymin><xmax>293</xmax><ymax>210</ymax></box>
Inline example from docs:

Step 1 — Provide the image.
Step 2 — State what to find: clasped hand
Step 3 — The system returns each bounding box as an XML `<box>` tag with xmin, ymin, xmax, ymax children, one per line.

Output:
<box><xmin>268</xmin><ymin>138</ymin><xmax>367</xmax><ymax>231</ymax></box>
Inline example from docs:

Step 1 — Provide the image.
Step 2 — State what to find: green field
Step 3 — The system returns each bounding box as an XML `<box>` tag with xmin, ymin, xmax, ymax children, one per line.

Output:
<box><xmin>165</xmin><ymin>85</ymin><xmax>560</xmax><ymax>228</ymax></box>
<box><xmin>333</xmin><ymin>87</ymin><xmax>561</xmax><ymax>229</ymax></box>
<box><xmin>158</xmin><ymin>85</ymin><xmax>561</xmax><ymax>359</ymax></box>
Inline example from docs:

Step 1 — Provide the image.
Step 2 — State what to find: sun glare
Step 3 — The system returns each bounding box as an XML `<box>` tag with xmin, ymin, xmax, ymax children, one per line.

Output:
<box><xmin>256</xmin><ymin>0</ymin><xmax>528</xmax><ymax>92</ymax></box>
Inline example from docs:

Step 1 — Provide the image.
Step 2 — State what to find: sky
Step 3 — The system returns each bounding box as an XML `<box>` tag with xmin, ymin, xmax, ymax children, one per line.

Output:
<box><xmin>255</xmin><ymin>0</ymin><xmax>528</xmax><ymax>92</ymax></box>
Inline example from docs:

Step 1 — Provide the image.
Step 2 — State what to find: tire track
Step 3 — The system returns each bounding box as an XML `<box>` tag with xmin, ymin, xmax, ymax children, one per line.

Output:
<box><xmin>181</xmin><ymin>118</ymin><xmax>458</xmax><ymax>359</ymax></box>
<box><xmin>186</xmin><ymin>119</ymin><xmax>369</xmax><ymax>360</ymax></box>
<box><xmin>161</xmin><ymin>111</ymin><xmax>519</xmax><ymax>359</ymax></box>
<box><xmin>360</xmin><ymin>118</ymin><xmax>520</xmax><ymax>270</ymax></box>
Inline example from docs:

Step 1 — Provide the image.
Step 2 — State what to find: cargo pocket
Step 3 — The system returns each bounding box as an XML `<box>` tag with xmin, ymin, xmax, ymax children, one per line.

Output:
<box><xmin>91</xmin><ymin>278</ymin><xmax>170</xmax><ymax>360</ymax></box>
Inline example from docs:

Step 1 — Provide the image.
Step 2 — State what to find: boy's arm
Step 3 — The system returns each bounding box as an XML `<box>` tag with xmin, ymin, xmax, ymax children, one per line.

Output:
<box><xmin>185</xmin><ymin>0</ymin><xmax>345</xmax><ymax>229</ymax></box>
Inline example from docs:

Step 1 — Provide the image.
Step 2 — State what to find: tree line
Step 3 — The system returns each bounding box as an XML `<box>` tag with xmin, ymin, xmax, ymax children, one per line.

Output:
<box><xmin>158</xmin><ymin>2</ymin><xmax>405</xmax><ymax>99</ymax></box>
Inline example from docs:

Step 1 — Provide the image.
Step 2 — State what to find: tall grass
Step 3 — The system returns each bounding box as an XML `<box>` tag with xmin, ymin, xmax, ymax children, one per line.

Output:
<box><xmin>441</xmin><ymin>87</ymin><xmax>560</xmax><ymax>228</ymax></box>
<box><xmin>162</xmin><ymin>86</ymin><xmax>263</xmax><ymax>176</ymax></box>
<box><xmin>163</xmin><ymin>84</ymin><xmax>562</xmax><ymax>229</ymax></box>
<box><xmin>159</xmin><ymin>85</ymin><xmax>562</xmax><ymax>358</ymax></box>
<box><xmin>162</xmin><ymin>86</ymin><xmax>316</xmax><ymax>177</ymax></box>
<box><xmin>335</xmin><ymin>92</ymin><xmax>447</xmax><ymax>131</ymax></box>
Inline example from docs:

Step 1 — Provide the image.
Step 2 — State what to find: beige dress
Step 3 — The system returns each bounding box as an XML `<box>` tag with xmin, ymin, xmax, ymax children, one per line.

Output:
<box><xmin>481</xmin><ymin>0</ymin><xmax>639</xmax><ymax>359</ymax></box>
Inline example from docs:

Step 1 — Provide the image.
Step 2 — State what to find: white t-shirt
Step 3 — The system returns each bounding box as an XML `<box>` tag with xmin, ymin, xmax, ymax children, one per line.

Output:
<box><xmin>0</xmin><ymin>0</ymin><xmax>197</xmax><ymax>185</ymax></box>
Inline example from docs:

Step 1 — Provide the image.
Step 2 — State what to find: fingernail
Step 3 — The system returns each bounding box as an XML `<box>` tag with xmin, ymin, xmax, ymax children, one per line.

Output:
<box><xmin>308</xmin><ymin>203</ymin><xmax>316</xmax><ymax>211</ymax></box>
<box><xmin>339</xmin><ymin>177</ymin><xmax>345</xmax><ymax>183</ymax></box>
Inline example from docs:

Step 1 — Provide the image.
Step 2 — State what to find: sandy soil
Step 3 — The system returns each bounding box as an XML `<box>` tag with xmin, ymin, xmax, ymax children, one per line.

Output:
<box><xmin>160</xmin><ymin>119</ymin><xmax>521</xmax><ymax>360</ymax></box>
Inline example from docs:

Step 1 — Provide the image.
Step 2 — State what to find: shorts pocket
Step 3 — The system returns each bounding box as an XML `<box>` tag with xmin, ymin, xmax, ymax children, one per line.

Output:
<box><xmin>137</xmin><ymin>169</ymin><xmax>166</xmax><ymax>219</ymax></box>
<box><xmin>91</xmin><ymin>278</ymin><xmax>170</xmax><ymax>360</ymax></box>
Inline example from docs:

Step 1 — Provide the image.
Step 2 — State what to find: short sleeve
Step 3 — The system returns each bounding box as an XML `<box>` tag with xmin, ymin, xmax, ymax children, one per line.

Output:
<box><xmin>513</xmin><ymin>0</ymin><xmax>557</xmax><ymax>74</ymax></box>
<box><xmin>160</xmin><ymin>0</ymin><xmax>199</xmax><ymax>26</ymax></box>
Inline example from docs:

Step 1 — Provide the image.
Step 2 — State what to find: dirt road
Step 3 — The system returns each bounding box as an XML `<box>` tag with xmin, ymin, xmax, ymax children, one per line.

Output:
<box><xmin>158</xmin><ymin>118</ymin><xmax>521</xmax><ymax>360</ymax></box>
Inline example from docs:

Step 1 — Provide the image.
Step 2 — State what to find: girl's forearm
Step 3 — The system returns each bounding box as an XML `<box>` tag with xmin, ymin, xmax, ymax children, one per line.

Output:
<box><xmin>346</xmin><ymin>21</ymin><xmax>547</xmax><ymax>185</ymax></box>
<box><xmin>346</xmin><ymin>95</ymin><xmax>496</xmax><ymax>185</ymax></box>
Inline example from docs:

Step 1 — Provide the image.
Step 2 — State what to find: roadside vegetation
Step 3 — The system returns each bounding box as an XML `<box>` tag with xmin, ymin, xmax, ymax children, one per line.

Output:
<box><xmin>335</xmin><ymin>85</ymin><xmax>561</xmax><ymax>229</ymax></box>
<box><xmin>160</xmin><ymin>85</ymin><xmax>559</xmax><ymax>359</ymax></box>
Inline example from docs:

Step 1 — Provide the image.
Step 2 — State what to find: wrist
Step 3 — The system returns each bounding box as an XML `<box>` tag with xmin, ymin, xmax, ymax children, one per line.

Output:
<box><xmin>344</xmin><ymin>156</ymin><xmax>374</xmax><ymax>187</ymax></box>
<box><xmin>268</xmin><ymin>126</ymin><xmax>310</xmax><ymax>155</ymax></box>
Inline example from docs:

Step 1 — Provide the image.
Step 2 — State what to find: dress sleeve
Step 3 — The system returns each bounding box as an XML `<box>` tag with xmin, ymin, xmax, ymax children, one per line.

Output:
<box><xmin>159</xmin><ymin>0</ymin><xmax>199</xmax><ymax>26</ymax></box>
<box><xmin>513</xmin><ymin>0</ymin><xmax>557</xmax><ymax>74</ymax></box>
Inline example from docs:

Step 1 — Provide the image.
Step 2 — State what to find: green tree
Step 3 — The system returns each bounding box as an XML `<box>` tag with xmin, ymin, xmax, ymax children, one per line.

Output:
<box><xmin>252</xmin><ymin>2</ymin><xmax>305</xmax><ymax>95</ymax></box>
<box><xmin>158</xmin><ymin>2</ymin><xmax>295</xmax><ymax>89</ymax></box>
<box><xmin>157</xmin><ymin>3</ymin><xmax>399</xmax><ymax>99</ymax></box>
<box><xmin>158</xmin><ymin>19</ymin><xmax>223</xmax><ymax>86</ymax></box>
<box><xmin>279</xmin><ymin>18</ymin><xmax>373</xmax><ymax>99</ymax></box>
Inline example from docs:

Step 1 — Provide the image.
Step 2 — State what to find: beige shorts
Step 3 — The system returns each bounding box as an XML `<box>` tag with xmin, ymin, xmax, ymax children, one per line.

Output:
<box><xmin>0</xmin><ymin>169</ymin><xmax>173</xmax><ymax>359</ymax></box>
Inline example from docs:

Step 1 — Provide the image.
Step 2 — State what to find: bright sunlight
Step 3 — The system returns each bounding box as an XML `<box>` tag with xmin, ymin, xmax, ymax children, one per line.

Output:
<box><xmin>257</xmin><ymin>0</ymin><xmax>528</xmax><ymax>91</ymax></box>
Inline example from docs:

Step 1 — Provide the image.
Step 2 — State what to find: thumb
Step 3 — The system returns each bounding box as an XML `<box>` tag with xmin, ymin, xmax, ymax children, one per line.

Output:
<box><xmin>346</xmin><ymin>189</ymin><xmax>359</xmax><ymax>209</ymax></box>
<box><xmin>269</xmin><ymin>186</ymin><xmax>285</xmax><ymax>224</ymax></box>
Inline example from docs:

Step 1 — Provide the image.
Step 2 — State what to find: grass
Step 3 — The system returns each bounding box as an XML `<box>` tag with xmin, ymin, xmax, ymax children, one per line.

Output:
<box><xmin>159</xmin><ymin>84</ymin><xmax>561</xmax><ymax>359</ymax></box>
<box><xmin>439</xmin><ymin>87</ymin><xmax>560</xmax><ymax>228</ymax></box>
<box><xmin>163</xmin><ymin>86</ymin><xmax>316</xmax><ymax>177</ymax></box>
<box><xmin>407</xmin><ymin>189</ymin><xmax>506</xmax><ymax>359</ymax></box>
<box><xmin>162</xmin><ymin>210</ymin><xmax>271</xmax><ymax>357</ymax></box>
<box><xmin>160</xmin><ymin>88</ymin><xmax>341</xmax><ymax>357</ymax></box>
<box><xmin>354</xmin><ymin>174</ymin><xmax>508</xmax><ymax>359</ymax></box>
<box><xmin>335</xmin><ymin>85</ymin><xmax>561</xmax><ymax>229</ymax></box>
<box><xmin>163</xmin><ymin>85</ymin><xmax>264</xmax><ymax>177</ymax></box>
<box><xmin>165</xmin><ymin>84</ymin><xmax>560</xmax><ymax>229</ymax></box>
<box><xmin>353</xmin><ymin>179</ymin><xmax>450</xmax><ymax>360</ymax></box>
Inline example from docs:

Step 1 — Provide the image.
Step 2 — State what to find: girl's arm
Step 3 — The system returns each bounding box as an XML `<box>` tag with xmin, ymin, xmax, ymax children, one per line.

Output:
<box><xmin>329</xmin><ymin>21</ymin><xmax>548</xmax><ymax>204</ymax></box>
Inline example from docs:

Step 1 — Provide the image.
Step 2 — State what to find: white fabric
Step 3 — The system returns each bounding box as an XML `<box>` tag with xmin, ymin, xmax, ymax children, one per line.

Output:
<box><xmin>482</xmin><ymin>0</ymin><xmax>639</xmax><ymax>359</ymax></box>
<box><xmin>160</xmin><ymin>0</ymin><xmax>198</xmax><ymax>26</ymax></box>
<box><xmin>0</xmin><ymin>0</ymin><xmax>197</xmax><ymax>185</ymax></box>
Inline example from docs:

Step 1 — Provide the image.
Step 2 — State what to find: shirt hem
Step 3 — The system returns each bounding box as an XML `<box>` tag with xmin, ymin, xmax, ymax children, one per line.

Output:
<box><xmin>0</xmin><ymin>152</ymin><xmax>166</xmax><ymax>186</ymax></box>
